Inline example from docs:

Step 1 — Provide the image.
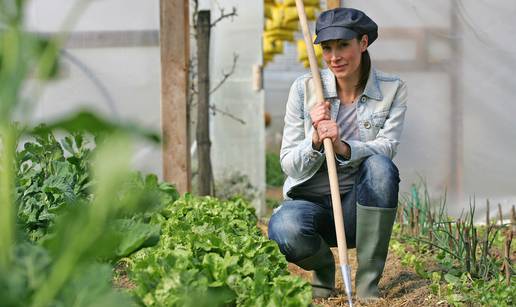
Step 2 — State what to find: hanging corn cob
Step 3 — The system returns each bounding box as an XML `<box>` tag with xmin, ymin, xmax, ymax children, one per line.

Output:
<box><xmin>263</xmin><ymin>0</ymin><xmax>321</xmax><ymax>66</ymax></box>
<box><xmin>296</xmin><ymin>35</ymin><xmax>323</xmax><ymax>68</ymax></box>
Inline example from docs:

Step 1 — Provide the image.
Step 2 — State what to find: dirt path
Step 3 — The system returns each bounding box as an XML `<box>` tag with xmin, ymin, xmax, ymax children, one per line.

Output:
<box><xmin>258</xmin><ymin>201</ymin><xmax>443</xmax><ymax>307</ymax></box>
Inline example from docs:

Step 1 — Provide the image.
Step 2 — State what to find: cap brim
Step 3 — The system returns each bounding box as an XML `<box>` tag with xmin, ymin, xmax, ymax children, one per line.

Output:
<box><xmin>314</xmin><ymin>27</ymin><xmax>358</xmax><ymax>44</ymax></box>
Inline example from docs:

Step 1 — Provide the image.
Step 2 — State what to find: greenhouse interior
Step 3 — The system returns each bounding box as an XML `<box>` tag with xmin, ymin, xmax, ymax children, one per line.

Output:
<box><xmin>0</xmin><ymin>0</ymin><xmax>514</xmax><ymax>306</ymax></box>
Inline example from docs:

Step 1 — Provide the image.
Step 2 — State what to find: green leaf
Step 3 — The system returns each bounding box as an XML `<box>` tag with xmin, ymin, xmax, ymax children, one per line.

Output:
<box><xmin>444</xmin><ymin>273</ymin><xmax>460</xmax><ymax>285</ymax></box>
<box><xmin>30</xmin><ymin>110</ymin><xmax>160</xmax><ymax>143</ymax></box>
<box><xmin>113</xmin><ymin>219</ymin><xmax>161</xmax><ymax>257</ymax></box>
<box><xmin>58</xmin><ymin>263</ymin><xmax>136</xmax><ymax>307</ymax></box>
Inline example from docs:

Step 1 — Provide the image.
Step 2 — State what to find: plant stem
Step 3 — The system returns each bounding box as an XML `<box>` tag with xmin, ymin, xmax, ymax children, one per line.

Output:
<box><xmin>407</xmin><ymin>236</ymin><xmax>461</xmax><ymax>260</ymax></box>
<box><xmin>0</xmin><ymin>125</ymin><xmax>15</xmax><ymax>270</ymax></box>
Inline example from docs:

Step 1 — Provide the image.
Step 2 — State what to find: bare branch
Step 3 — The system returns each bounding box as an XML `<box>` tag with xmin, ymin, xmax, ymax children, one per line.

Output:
<box><xmin>188</xmin><ymin>56</ymin><xmax>198</xmax><ymax>107</ymax></box>
<box><xmin>191</xmin><ymin>0</ymin><xmax>199</xmax><ymax>30</ymax></box>
<box><xmin>210</xmin><ymin>6</ymin><xmax>237</xmax><ymax>28</ymax></box>
<box><xmin>210</xmin><ymin>53</ymin><xmax>238</xmax><ymax>94</ymax></box>
<box><xmin>209</xmin><ymin>104</ymin><xmax>246</xmax><ymax>125</ymax></box>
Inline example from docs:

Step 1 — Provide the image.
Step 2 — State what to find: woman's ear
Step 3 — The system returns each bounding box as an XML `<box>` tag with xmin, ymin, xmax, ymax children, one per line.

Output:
<box><xmin>360</xmin><ymin>35</ymin><xmax>368</xmax><ymax>52</ymax></box>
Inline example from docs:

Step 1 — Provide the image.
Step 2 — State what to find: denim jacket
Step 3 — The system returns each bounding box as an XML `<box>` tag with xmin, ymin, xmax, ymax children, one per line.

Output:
<box><xmin>280</xmin><ymin>67</ymin><xmax>408</xmax><ymax>199</ymax></box>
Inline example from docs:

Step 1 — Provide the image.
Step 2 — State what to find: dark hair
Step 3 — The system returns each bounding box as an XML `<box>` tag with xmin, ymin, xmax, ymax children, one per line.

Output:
<box><xmin>357</xmin><ymin>35</ymin><xmax>371</xmax><ymax>91</ymax></box>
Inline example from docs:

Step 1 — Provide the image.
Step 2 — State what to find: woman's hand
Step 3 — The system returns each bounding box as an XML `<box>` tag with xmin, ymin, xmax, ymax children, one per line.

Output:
<box><xmin>317</xmin><ymin>120</ymin><xmax>339</xmax><ymax>144</ymax></box>
<box><xmin>310</xmin><ymin>101</ymin><xmax>331</xmax><ymax>129</ymax></box>
<box><xmin>312</xmin><ymin>119</ymin><xmax>338</xmax><ymax>150</ymax></box>
<box><xmin>313</xmin><ymin>120</ymin><xmax>351</xmax><ymax>159</ymax></box>
<box><xmin>310</xmin><ymin>101</ymin><xmax>331</xmax><ymax>150</ymax></box>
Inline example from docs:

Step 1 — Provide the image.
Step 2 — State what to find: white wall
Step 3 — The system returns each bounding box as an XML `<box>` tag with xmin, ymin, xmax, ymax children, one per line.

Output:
<box><xmin>24</xmin><ymin>0</ymin><xmax>267</xmax><ymax>216</ymax></box>
<box><xmin>208</xmin><ymin>0</ymin><xmax>266</xmax><ymax>216</ymax></box>
<box><xmin>25</xmin><ymin>0</ymin><xmax>159</xmax><ymax>32</ymax></box>
<box><xmin>24</xmin><ymin>0</ymin><xmax>163</xmax><ymax>177</ymax></box>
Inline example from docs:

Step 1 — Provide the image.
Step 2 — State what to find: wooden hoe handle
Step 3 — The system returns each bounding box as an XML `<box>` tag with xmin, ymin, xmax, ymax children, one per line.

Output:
<box><xmin>294</xmin><ymin>0</ymin><xmax>350</xmax><ymax>267</ymax></box>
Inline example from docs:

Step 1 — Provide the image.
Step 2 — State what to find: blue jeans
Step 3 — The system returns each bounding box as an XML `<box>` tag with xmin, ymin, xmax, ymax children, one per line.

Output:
<box><xmin>268</xmin><ymin>154</ymin><xmax>400</xmax><ymax>263</ymax></box>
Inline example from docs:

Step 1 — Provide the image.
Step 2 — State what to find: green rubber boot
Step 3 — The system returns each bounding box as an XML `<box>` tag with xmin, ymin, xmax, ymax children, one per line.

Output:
<box><xmin>295</xmin><ymin>238</ymin><xmax>336</xmax><ymax>298</ymax></box>
<box><xmin>355</xmin><ymin>203</ymin><xmax>397</xmax><ymax>299</ymax></box>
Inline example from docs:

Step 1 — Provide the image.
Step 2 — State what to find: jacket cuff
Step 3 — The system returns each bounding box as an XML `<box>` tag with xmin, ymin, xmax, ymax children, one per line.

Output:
<box><xmin>301</xmin><ymin>137</ymin><xmax>324</xmax><ymax>164</ymax></box>
<box><xmin>346</xmin><ymin>140</ymin><xmax>364</xmax><ymax>162</ymax></box>
<box><xmin>335</xmin><ymin>140</ymin><xmax>356</xmax><ymax>166</ymax></box>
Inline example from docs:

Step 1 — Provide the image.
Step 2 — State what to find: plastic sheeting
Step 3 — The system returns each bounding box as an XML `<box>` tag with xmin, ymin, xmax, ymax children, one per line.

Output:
<box><xmin>23</xmin><ymin>0</ymin><xmax>162</xmax><ymax>177</ymax></box>
<box><xmin>23</xmin><ymin>0</ymin><xmax>267</xmax><ymax>215</ymax></box>
<box><xmin>264</xmin><ymin>0</ymin><xmax>516</xmax><ymax>220</ymax></box>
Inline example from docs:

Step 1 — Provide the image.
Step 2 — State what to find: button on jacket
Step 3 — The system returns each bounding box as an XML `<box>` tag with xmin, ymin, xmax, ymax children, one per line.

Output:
<box><xmin>280</xmin><ymin>67</ymin><xmax>408</xmax><ymax>199</ymax></box>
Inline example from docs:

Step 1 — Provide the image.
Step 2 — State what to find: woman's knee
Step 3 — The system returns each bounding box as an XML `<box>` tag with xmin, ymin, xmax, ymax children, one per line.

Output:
<box><xmin>267</xmin><ymin>203</ymin><xmax>320</xmax><ymax>262</ymax></box>
<box><xmin>357</xmin><ymin>154</ymin><xmax>400</xmax><ymax>208</ymax></box>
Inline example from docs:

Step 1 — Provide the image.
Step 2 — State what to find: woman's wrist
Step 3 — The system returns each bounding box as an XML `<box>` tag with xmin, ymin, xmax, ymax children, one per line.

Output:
<box><xmin>336</xmin><ymin>141</ymin><xmax>351</xmax><ymax>160</ymax></box>
<box><xmin>312</xmin><ymin>140</ymin><xmax>322</xmax><ymax>151</ymax></box>
<box><xmin>312</xmin><ymin>131</ymin><xmax>322</xmax><ymax>150</ymax></box>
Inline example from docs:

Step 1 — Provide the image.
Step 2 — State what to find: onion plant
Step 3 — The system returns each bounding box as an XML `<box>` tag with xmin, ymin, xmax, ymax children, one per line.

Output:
<box><xmin>397</xmin><ymin>182</ymin><xmax>513</xmax><ymax>283</ymax></box>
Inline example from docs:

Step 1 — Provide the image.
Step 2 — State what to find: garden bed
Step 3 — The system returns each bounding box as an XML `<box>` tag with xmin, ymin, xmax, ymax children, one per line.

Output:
<box><xmin>258</xmin><ymin>219</ymin><xmax>441</xmax><ymax>307</ymax></box>
<box><xmin>261</xmin><ymin>182</ymin><xmax>515</xmax><ymax>307</ymax></box>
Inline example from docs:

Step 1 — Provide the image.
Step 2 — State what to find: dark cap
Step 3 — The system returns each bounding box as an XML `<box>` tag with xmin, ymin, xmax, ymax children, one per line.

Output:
<box><xmin>314</xmin><ymin>8</ymin><xmax>378</xmax><ymax>45</ymax></box>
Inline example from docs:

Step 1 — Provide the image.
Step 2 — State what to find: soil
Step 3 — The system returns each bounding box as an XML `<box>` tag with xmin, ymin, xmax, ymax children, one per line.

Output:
<box><xmin>261</xmin><ymin>187</ymin><xmax>444</xmax><ymax>307</ymax></box>
<box><xmin>113</xmin><ymin>260</ymin><xmax>136</xmax><ymax>290</ymax></box>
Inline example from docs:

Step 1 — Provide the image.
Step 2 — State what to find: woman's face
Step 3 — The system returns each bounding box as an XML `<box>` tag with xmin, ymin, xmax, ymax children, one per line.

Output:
<box><xmin>321</xmin><ymin>36</ymin><xmax>368</xmax><ymax>80</ymax></box>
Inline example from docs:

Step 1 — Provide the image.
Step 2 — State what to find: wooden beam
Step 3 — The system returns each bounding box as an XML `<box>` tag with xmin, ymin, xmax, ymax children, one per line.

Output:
<box><xmin>63</xmin><ymin>30</ymin><xmax>159</xmax><ymax>48</ymax></box>
<box><xmin>160</xmin><ymin>0</ymin><xmax>191</xmax><ymax>193</ymax></box>
<box><xmin>34</xmin><ymin>30</ymin><xmax>159</xmax><ymax>49</ymax></box>
<box><xmin>449</xmin><ymin>0</ymin><xmax>463</xmax><ymax>203</ymax></box>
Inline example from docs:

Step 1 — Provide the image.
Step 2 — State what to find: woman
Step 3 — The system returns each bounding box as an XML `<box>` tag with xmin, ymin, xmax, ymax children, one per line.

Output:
<box><xmin>268</xmin><ymin>7</ymin><xmax>408</xmax><ymax>299</ymax></box>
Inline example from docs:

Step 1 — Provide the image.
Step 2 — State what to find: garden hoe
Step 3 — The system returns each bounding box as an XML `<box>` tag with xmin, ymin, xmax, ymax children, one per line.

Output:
<box><xmin>294</xmin><ymin>0</ymin><xmax>354</xmax><ymax>306</ymax></box>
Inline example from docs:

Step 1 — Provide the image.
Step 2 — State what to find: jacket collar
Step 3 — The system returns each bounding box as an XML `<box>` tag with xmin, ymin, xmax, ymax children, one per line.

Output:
<box><xmin>321</xmin><ymin>66</ymin><xmax>383</xmax><ymax>101</ymax></box>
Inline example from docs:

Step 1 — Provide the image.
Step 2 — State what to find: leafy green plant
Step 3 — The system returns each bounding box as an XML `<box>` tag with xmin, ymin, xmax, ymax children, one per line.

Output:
<box><xmin>0</xmin><ymin>2</ymin><xmax>169</xmax><ymax>305</ymax></box>
<box><xmin>266</xmin><ymin>152</ymin><xmax>284</xmax><ymax>187</ymax></box>
<box><xmin>129</xmin><ymin>196</ymin><xmax>312</xmax><ymax>307</ymax></box>
<box><xmin>394</xmin><ymin>182</ymin><xmax>515</xmax><ymax>306</ymax></box>
<box><xmin>16</xmin><ymin>131</ymin><xmax>92</xmax><ymax>241</ymax></box>
<box><xmin>398</xmin><ymin>182</ymin><xmax>509</xmax><ymax>279</ymax></box>
<box><xmin>1</xmin><ymin>134</ymin><xmax>158</xmax><ymax>307</ymax></box>
<box><xmin>266</xmin><ymin>197</ymin><xmax>281</xmax><ymax>209</ymax></box>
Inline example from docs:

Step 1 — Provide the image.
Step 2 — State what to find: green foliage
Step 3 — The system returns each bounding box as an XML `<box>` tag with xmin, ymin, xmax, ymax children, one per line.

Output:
<box><xmin>15</xmin><ymin>129</ymin><xmax>169</xmax><ymax>243</ymax></box>
<box><xmin>0</xmin><ymin>132</ymin><xmax>178</xmax><ymax>307</ymax></box>
<box><xmin>394</xmin><ymin>182</ymin><xmax>515</xmax><ymax>306</ymax></box>
<box><xmin>266</xmin><ymin>197</ymin><xmax>281</xmax><ymax>209</ymax></box>
<box><xmin>0</xmin><ymin>25</ymin><xmax>60</xmax><ymax>122</ymax></box>
<box><xmin>2</xmin><ymin>3</ymin><xmax>307</xmax><ymax>306</ymax></box>
<box><xmin>16</xmin><ymin>131</ymin><xmax>92</xmax><ymax>240</ymax></box>
<box><xmin>399</xmin><ymin>183</ymin><xmax>507</xmax><ymax>280</ymax></box>
<box><xmin>0</xmin><ymin>241</ymin><xmax>138</xmax><ymax>307</ymax></box>
<box><xmin>1</xmin><ymin>1</ymin><xmax>172</xmax><ymax>305</ymax></box>
<box><xmin>31</xmin><ymin>110</ymin><xmax>160</xmax><ymax>143</ymax></box>
<box><xmin>1</xmin><ymin>135</ymin><xmax>165</xmax><ymax>307</ymax></box>
<box><xmin>129</xmin><ymin>196</ymin><xmax>312</xmax><ymax>307</ymax></box>
<box><xmin>266</xmin><ymin>152</ymin><xmax>284</xmax><ymax>187</ymax></box>
<box><xmin>433</xmin><ymin>271</ymin><xmax>516</xmax><ymax>306</ymax></box>
<box><xmin>392</xmin><ymin>236</ymin><xmax>516</xmax><ymax>306</ymax></box>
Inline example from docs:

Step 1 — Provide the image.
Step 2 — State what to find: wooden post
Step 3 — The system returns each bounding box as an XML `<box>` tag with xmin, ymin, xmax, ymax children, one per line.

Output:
<box><xmin>449</xmin><ymin>0</ymin><xmax>463</xmax><ymax>205</ymax></box>
<box><xmin>196</xmin><ymin>10</ymin><xmax>213</xmax><ymax>196</ymax></box>
<box><xmin>486</xmin><ymin>199</ymin><xmax>490</xmax><ymax>226</ymax></box>
<box><xmin>160</xmin><ymin>0</ymin><xmax>191</xmax><ymax>194</ymax></box>
<box><xmin>498</xmin><ymin>203</ymin><xmax>504</xmax><ymax>226</ymax></box>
